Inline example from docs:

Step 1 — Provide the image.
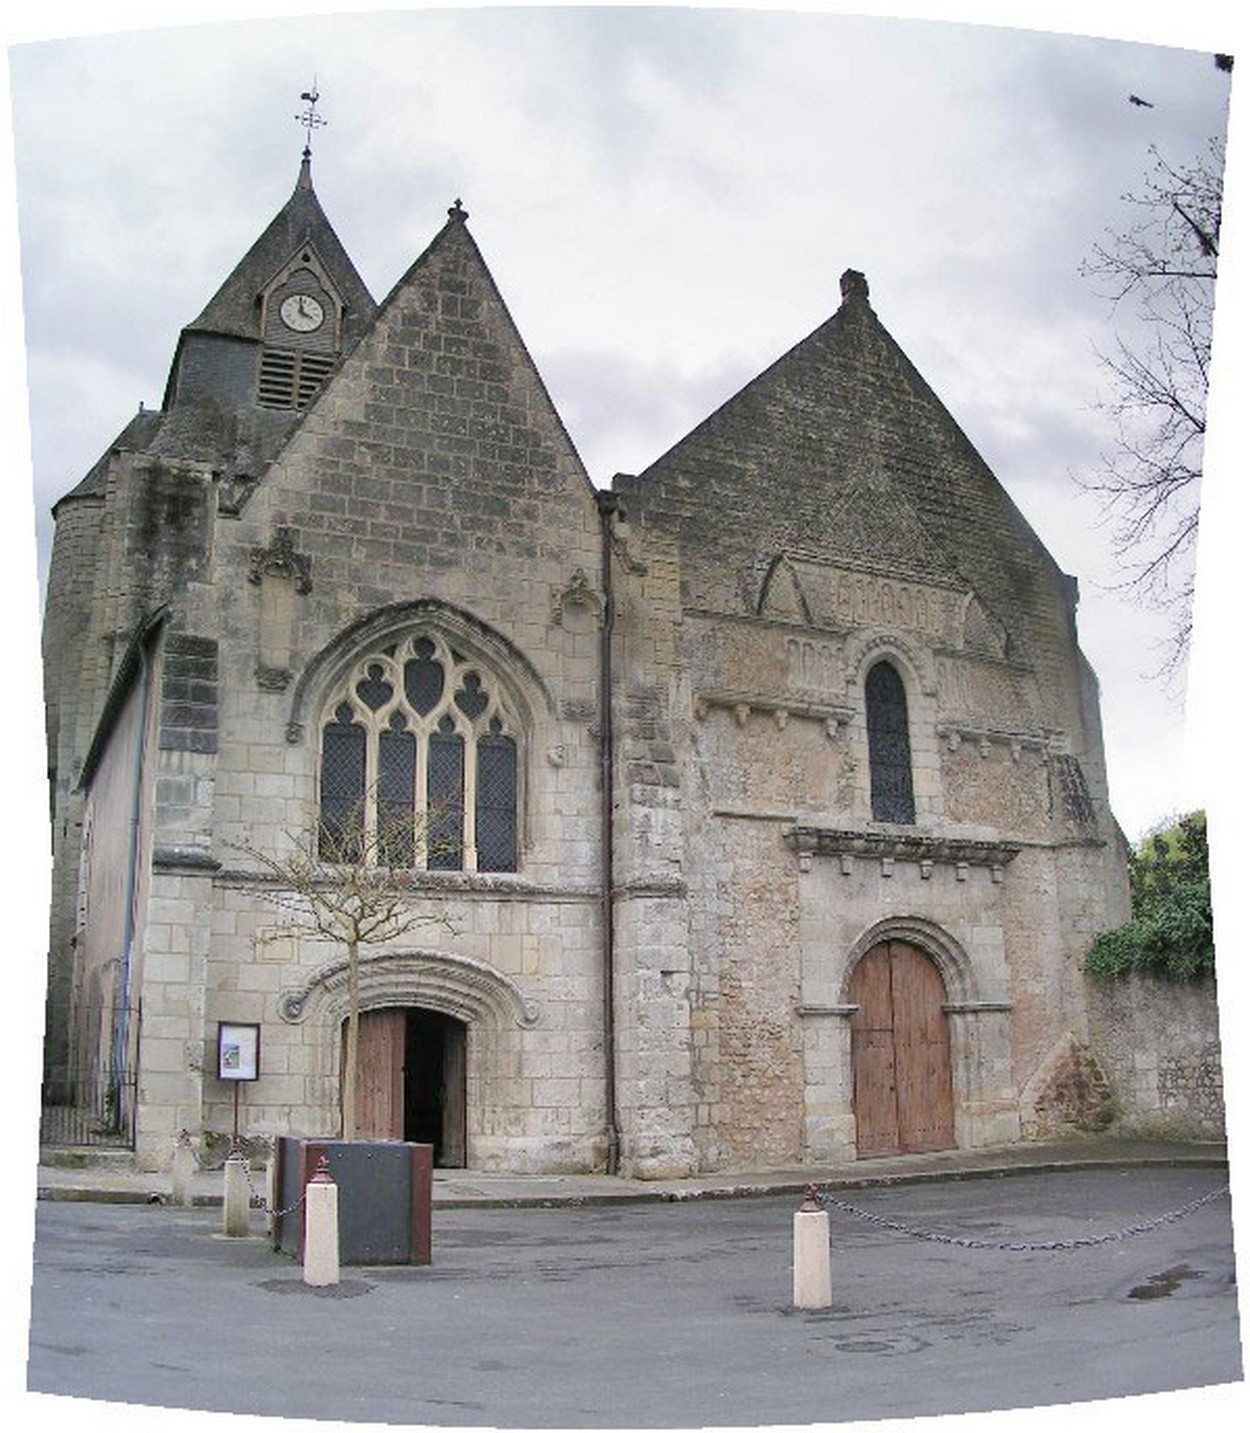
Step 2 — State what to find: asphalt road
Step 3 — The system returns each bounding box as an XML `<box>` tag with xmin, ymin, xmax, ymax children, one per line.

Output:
<box><xmin>24</xmin><ymin>1166</ymin><xmax>1243</xmax><ymax>1427</ymax></box>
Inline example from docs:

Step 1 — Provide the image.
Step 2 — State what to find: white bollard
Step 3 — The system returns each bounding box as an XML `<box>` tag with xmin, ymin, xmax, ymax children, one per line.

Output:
<box><xmin>171</xmin><ymin>1131</ymin><xmax>196</xmax><ymax>1208</ymax></box>
<box><xmin>264</xmin><ymin>1152</ymin><xmax>278</xmax><ymax>1238</ymax></box>
<box><xmin>222</xmin><ymin>1153</ymin><xmax>251</xmax><ymax>1237</ymax></box>
<box><xmin>793</xmin><ymin>1186</ymin><xmax>833</xmax><ymax>1310</ymax></box>
<box><xmin>303</xmin><ymin>1156</ymin><xmax>340</xmax><ymax>1287</ymax></box>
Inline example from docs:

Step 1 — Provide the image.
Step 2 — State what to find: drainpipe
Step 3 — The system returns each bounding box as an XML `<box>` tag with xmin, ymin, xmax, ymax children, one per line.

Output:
<box><xmin>596</xmin><ymin>488</ymin><xmax>621</xmax><ymax>1175</ymax></box>
<box><xmin>111</xmin><ymin>638</ymin><xmax>154</xmax><ymax>1130</ymax></box>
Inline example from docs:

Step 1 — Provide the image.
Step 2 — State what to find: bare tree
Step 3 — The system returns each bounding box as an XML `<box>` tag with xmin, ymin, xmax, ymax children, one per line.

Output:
<box><xmin>1081</xmin><ymin>131</ymin><xmax>1226</xmax><ymax>671</ymax></box>
<box><xmin>231</xmin><ymin>798</ymin><xmax>455</xmax><ymax>1140</ymax></box>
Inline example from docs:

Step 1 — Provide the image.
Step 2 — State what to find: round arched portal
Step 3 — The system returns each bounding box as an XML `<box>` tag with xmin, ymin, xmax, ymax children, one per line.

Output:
<box><xmin>847</xmin><ymin>940</ymin><xmax>955</xmax><ymax>1157</ymax></box>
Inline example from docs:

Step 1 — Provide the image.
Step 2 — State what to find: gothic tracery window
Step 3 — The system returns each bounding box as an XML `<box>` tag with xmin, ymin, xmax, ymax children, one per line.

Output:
<box><xmin>866</xmin><ymin>660</ymin><xmax>916</xmax><ymax>825</ymax></box>
<box><xmin>318</xmin><ymin>634</ymin><xmax>519</xmax><ymax>872</ymax></box>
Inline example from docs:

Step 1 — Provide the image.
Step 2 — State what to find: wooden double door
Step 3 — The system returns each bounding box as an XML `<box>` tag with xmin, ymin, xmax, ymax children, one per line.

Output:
<box><xmin>345</xmin><ymin>1007</ymin><xmax>467</xmax><ymax>1166</ymax></box>
<box><xmin>848</xmin><ymin>940</ymin><xmax>955</xmax><ymax>1157</ymax></box>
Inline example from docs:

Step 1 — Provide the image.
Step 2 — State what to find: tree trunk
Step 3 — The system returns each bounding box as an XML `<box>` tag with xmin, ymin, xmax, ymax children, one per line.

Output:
<box><xmin>342</xmin><ymin>938</ymin><xmax>360</xmax><ymax>1140</ymax></box>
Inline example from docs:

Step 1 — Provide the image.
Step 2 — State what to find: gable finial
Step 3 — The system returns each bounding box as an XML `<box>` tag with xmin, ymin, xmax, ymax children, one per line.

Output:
<box><xmin>296</xmin><ymin>82</ymin><xmax>327</xmax><ymax>166</ymax></box>
<box><xmin>840</xmin><ymin>269</ymin><xmax>869</xmax><ymax>305</ymax></box>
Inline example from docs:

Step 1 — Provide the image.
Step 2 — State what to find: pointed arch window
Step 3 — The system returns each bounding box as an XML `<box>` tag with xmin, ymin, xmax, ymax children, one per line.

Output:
<box><xmin>866</xmin><ymin>660</ymin><xmax>915</xmax><ymax>825</ymax></box>
<box><xmin>317</xmin><ymin>634</ymin><xmax>520</xmax><ymax>872</ymax></box>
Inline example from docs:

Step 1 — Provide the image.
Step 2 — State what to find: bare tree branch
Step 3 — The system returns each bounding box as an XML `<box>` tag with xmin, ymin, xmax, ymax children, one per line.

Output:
<box><xmin>228</xmin><ymin>796</ymin><xmax>456</xmax><ymax>1139</ymax></box>
<box><xmin>1079</xmin><ymin>136</ymin><xmax>1225</xmax><ymax>673</ymax></box>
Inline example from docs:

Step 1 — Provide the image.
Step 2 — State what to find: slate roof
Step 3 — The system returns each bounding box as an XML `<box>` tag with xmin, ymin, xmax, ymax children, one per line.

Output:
<box><xmin>185</xmin><ymin>154</ymin><xmax>375</xmax><ymax>347</ymax></box>
<box><xmin>52</xmin><ymin>408</ymin><xmax>164</xmax><ymax>511</ymax></box>
<box><xmin>55</xmin><ymin>160</ymin><xmax>379</xmax><ymax>509</ymax></box>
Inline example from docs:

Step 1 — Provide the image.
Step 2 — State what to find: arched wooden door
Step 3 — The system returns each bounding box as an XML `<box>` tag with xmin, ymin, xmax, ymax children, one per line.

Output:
<box><xmin>848</xmin><ymin>941</ymin><xmax>955</xmax><ymax>1157</ymax></box>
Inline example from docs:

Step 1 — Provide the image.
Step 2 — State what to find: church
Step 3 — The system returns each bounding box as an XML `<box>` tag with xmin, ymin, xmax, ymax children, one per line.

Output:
<box><xmin>40</xmin><ymin>139</ymin><xmax>1133</xmax><ymax>1176</ymax></box>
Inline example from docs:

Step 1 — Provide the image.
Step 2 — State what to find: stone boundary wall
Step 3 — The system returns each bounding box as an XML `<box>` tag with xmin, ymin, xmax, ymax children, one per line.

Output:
<box><xmin>1085</xmin><ymin>973</ymin><xmax>1225</xmax><ymax>1138</ymax></box>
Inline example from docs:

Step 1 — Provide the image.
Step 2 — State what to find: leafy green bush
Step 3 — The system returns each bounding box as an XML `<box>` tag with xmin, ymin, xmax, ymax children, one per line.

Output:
<box><xmin>1085</xmin><ymin>811</ymin><xmax>1214</xmax><ymax>981</ymax></box>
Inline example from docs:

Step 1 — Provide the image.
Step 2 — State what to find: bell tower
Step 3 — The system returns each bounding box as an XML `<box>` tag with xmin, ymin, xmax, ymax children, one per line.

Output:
<box><xmin>161</xmin><ymin>85</ymin><xmax>375</xmax><ymax>416</ymax></box>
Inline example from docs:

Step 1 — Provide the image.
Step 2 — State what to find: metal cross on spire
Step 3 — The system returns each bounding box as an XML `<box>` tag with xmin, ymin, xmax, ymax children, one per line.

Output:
<box><xmin>296</xmin><ymin>83</ymin><xmax>327</xmax><ymax>160</ymax></box>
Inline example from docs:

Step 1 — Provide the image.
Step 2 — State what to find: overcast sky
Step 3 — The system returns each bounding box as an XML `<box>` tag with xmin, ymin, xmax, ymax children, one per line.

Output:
<box><xmin>4</xmin><ymin>2</ymin><xmax>1241</xmax><ymax>851</ymax></box>
<box><xmin>2</xmin><ymin>5</ymin><xmax>1248</xmax><ymax>1427</ymax></box>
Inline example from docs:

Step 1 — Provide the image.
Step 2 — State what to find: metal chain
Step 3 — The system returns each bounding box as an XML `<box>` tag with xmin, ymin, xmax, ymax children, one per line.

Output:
<box><xmin>176</xmin><ymin>1129</ymin><xmax>208</xmax><ymax>1170</ymax></box>
<box><xmin>225</xmin><ymin>1135</ymin><xmax>308</xmax><ymax>1220</ymax></box>
<box><xmin>173</xmin><ymin>1131</ymin><xmax>307</xmax><ymax>1220</ymax></box>
<box><xmin>817</xmin><ymin>1183</ymin><xmax>1230</xmax><ymax>1252</ymax></box>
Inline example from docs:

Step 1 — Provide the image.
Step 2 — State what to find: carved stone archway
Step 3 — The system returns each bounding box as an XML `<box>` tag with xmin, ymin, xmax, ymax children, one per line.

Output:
<box><xmin>830</xmin><ymin>917</ymin><xmax>1018</xmax><ymax>1155</ymax></box>
<box><xmin>279</xmin><ymin>947</ymin><xmax>541</xmax><ymax>1162</ymax></box>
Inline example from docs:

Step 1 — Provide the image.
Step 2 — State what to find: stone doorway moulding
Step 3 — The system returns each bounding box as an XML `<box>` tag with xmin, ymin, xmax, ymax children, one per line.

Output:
<box><xmin>847</xmin><ymin>939</ymin><xmax>956</xmax><ymax>1156</ymax></box>
<box><xmin>279</xmin><ymin>948</ymin><xmax>541</xmax><ymax>1165</ymax></box>
<box><xmin>834</xmin><ymin>916</ymin><xmax>1017</xmax><ymax>1157</ymax></box>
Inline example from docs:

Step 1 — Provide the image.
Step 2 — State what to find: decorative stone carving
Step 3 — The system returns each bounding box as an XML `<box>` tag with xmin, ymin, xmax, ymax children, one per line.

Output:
<box><xmin>256</xmin><ymin>664</ymin><xmax>292</xmax><ymax>692</ymax></box>
<box><xmin>278</xmin><ymin>947</ymin><xmax>541</xmax><ymax>1029</ymax></box>
<box><xmin>249</xmin><ymin>526</ymin><xmax>313</xmax><ymax>593</ymax></box>
<box><xmin>551</xmin><ymin>568</ymin><xmax>603</xmax><ymax>632</ymax></box>
<box><xmin>843</xmin><ymin>630</ymin><xmax>938</xmax><ymax>698</ymax></box>
<box><xmin>938</xmin><ymin>723</ymin><xmax>1052</xmax><ymax>759</ymax></box>
<box><xmin>693</xmin><ymin>688</ymin><xmax>854</xmax><ymax>740</ymax></box>
<box><xmin>217</xmin><ymin>473</ymin><xmax>260</xmax><ymax>516</ymax></box>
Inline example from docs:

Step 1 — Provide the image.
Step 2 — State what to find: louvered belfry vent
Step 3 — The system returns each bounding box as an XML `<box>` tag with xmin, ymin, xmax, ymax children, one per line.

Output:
<box><xmin>258</xmin><ymin>346</ymin><xmax>336</xmax><ymax>409</ymax></box>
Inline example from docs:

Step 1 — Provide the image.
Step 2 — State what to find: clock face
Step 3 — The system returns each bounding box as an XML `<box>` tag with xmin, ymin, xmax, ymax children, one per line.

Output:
<box><xmin>279</xmin><ymin>293</ymin><xmax>325</xmax><ymax>333</ymax></box>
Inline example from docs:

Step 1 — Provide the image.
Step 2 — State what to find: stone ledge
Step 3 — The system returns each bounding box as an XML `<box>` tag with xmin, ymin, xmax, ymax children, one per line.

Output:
<box><xmin>213</xmin><ymin>864</ymin><xmax>600</xmax><ymax>901</ymax></box>
<box><xmin>153</xmin><ymin>847</ymin><xmax>223</xmax><ymax>873</ymax></box>
<box><xmin>785</xmin><ymin>825</ymin><xmax>1022</xmax><ymax>869</ymax></box>
<box><xmin>693</xmin><ymin>688</ymin><xmax>854</xmax><ymax>736</ymax></box>
<box><xmin>936</xmin><ymin>723</ymin><xmax>1057</xmax><ymax>759</ymax></box>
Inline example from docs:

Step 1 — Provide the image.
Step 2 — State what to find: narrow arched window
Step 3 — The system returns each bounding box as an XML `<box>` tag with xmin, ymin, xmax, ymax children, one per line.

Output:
<box><xmin>866</xmin><ymin>661</ymin><xmax>915</xmax><ymax>824</ymax></box>
<box><xmin>319</xmin><ymin>703</ymin><xmax>366</xmax><ymax>861</ymax></box>
<box><xmin>317</xmin><ymin>633</ymin><xmax>521</xmax><ymax>872</ymax></box>
<box><xmin>476</xmin><ymin>719</ymin><xmax>518</xmax><ymax>873</ymax></box>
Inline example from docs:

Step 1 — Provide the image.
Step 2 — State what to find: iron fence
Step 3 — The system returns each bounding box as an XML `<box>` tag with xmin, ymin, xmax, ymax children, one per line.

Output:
<box><xmin>40</xmin><ymin>1002</ymin><xmax>141</xmax><ymax>1149</ymax></box>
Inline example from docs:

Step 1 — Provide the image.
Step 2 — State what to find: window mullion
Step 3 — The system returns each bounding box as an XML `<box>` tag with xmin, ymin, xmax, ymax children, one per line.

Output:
<box><xmin>464</xmin><ymin>733</ymin><xmax>479</xmax><ymax>873</ymax></box>
<box><xmin>415</xmin><ymin>726</ymin><xmax>429</xmax><ymax>868</ymax></box>
<box><xmin>363</xmin><ymin>717</ymin><xmax>380</xmax><ymax>862</ymax></box>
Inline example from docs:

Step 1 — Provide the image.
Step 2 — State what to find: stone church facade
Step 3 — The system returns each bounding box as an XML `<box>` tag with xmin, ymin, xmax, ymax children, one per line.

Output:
<box><xmin>41</xmin><ymin>156</ymin><xmax>1132</xmax><ymax>1175</ymax></box>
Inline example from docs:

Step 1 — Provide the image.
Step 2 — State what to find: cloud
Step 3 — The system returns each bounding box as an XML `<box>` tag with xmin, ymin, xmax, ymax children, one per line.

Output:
<box><xmin>5</xmin><ymin>4</ymin><xmax>1239</xmax><ymax>845</ymax></box>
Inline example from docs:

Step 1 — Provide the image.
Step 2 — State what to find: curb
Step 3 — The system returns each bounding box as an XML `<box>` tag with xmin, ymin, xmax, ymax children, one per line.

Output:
<box><xmin>431</xmin><ymin>1154</ymin><xmax>1231</xmax><ymax>1210</ymax></box>
<box><xmin>36</xmin><ymin>1149</ymin><xmax>1229</xmax><ymax>1210</ymax></box>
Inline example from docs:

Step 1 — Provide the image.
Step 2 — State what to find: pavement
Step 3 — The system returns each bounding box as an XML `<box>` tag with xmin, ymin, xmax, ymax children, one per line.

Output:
<box><xmin>25</xmin><ymin>1156</ymin><xmax>1244</xmax><ymax>1426</ymax></box>
<box><xmin>36</xmin><ymin>1134</ymin><xmax>1231</xmax><ymax>1208</ymax></box>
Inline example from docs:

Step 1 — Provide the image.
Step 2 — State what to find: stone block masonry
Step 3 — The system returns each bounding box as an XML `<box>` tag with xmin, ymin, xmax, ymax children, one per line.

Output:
<box><xmin>42</xmin><ymin>170</ymin><xmax>1147</xmax><ymax>1178</ymax></box>
<box><xmin>159</xmin><ymin>636</ymin><xmax>219</xmax><ymax>754</ymax></box>
<box><xmin>1087</xmin><ymin>972</ymin><xmax>1225</xmax><ymax>1138</ymax></box>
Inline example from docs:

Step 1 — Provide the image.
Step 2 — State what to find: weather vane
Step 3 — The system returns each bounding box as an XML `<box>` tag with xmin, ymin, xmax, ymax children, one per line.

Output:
<box><xmin>296</xmin><ymin>83</ymin><xmax>327</xmax><ymax>160</ymax></box>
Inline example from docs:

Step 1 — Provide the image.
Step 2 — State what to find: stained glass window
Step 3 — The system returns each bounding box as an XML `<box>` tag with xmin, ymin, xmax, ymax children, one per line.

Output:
<box><xmin>377</xmin><ymin>713</ymin><xmax>416</xmax><ymax>868</ymax></box>
<box><xmin>320</xmin><ymin>703</ymin><xmax>366</xmax><ymax>860</ymax></box>
<box><xmin>427</xmin><ymin>717</ymin><xmax>466</xmax><ymax>870</ymax></box>
<box><xmin>317</xmin><ymin>633</ymin><xmax>520</xmax><ymax>872</ymax></box>
<box><xmin>866</xmin><ymin>661</ymin><xmax>915</xmax><ymax>825</ymax></box>
<box><xmin>477</xmin><ymin>721</ymin><xmax>518</xmax><ymax>873</ymax></box>
<box><xmin>404</xmin><ymin>638</ymin><xmax>444</xmax><ymax>716</ymax></box>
